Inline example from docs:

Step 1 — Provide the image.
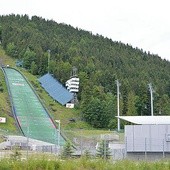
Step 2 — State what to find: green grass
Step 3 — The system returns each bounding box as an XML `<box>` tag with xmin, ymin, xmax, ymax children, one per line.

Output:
<box><xmin>0</xmin><ymin>156</ymin><xmax>170</xmax><ymax>170</ymax></box>
<box><xmin>0</xmin><ymin>49</ymin><xmax>20</xmax><ymax>139</ymax></box>
<box><xmin>0</xmin><ymin>46</ymin><xmax>16</xmax><ymax>67</ymax></box>
<box><xmin>0</xmin><ymin>57</ymin><xmax>19</xmax><ymax>134</ymax></box>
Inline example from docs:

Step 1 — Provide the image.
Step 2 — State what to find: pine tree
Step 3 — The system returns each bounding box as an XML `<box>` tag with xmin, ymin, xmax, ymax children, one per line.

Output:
<box><xmin>82</xmin><ymin>149</ymin><xmax>91</xmax><ymax>159</ymax></box>
<box><xmin>30</xmin><ymin>61</ymin><xmax>38</xmax><ymax>75</ymax></box>
<box><xmin>61</xmin><ymin>141</ymin><xmax>74</xmax><ymax>159</ymax></box>
<box><xmin>96</xmin><ymin>140</ymin><xmax>111</xmax><ymax>159</ymax></box>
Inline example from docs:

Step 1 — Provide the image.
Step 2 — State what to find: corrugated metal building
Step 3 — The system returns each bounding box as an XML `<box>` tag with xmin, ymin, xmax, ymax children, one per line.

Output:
<box><xmin>119</xmin><ymin>116</ymin><xmax>170</xmax><ymax>160</ymax></box>
<box><xmin>125</xmin><ymin>124</ymin><xmax>170</xmax><ymax>152</ymax></box>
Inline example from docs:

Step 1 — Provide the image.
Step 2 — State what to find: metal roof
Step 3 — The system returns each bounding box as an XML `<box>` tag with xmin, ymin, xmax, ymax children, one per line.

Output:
<box><xmin>39</xmin><ymin>73</ymin><xmax>73</xmax><ymax>105</ymax></box>
<box><xmin>118</xmin><ymin>116</ymin><xmax>170</xmax><ymax>125</ymax></box>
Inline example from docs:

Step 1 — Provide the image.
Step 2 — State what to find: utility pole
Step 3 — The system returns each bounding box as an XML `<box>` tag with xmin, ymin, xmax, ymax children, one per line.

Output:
<box><xmin>47</xmin><ymin>49</ymin><xmax>51</xmax><ymax>74</ymax></box>
<box><xmin>148</xmin><ymin>83</ymin><xmax>154</xmax><ymax>116</ymax></box>
<box><xmin>116</xmin><ymin>80</ymin><xmax>121</xmax><ymax>132</ymax></box>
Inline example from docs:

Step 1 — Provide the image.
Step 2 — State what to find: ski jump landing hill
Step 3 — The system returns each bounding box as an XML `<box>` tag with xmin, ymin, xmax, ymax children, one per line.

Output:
<box><xmin>2</xmin><ymin>67</ymin><xmax>65</xmax><ymax>145</ymax></box>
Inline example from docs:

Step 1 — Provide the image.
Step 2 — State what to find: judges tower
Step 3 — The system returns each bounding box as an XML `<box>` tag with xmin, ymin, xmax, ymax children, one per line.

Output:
<box><xmin>66</xmin><ymin>67</ymin><xmax>79</xmax><ymax>104</ymax></box>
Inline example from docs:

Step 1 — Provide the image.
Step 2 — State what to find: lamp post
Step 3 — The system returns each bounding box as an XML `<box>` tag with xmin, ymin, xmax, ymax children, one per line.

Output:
<box><xmin>55</xmin><ymin>120</ymin><xmax>60</xmax><ymax>151</ymax></box>
<box><xmin>148</xmin><ymin>83</ymin><xmax>154</xmax><ymax>116</ymax></box>
<box><xmin>47</xmin><ymin>49</ymin><xmax>51</xmax><ymax>74</ymax></box>
<box><xmin>115</xmin><ymin>80</ymin><xmax>121</xmax><ymax>132</ymax></box>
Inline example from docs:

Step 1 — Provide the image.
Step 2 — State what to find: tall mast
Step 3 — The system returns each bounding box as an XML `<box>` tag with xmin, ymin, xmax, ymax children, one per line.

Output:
<box><xmin>148</xmin><ymin>83</ymin><xmax>154</xmax><ymax>116</ymax></box>
<box><xmin>116</xmin><ymin>80</ymin><xmax>121</xmax><ymax>131</ymax></box>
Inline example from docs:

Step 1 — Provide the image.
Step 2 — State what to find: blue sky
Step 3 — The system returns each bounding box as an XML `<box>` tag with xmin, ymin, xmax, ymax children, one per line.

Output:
<box><xmin>1</xmin><ymin>0</ymin><xmax>170</xmax><ymax>61</ymax></box>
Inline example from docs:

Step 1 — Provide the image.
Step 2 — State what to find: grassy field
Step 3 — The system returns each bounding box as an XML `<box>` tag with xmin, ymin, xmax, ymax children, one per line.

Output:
<box><xmin>0</xmin><ymin>80</ymin><xmax>19</xmax><ymax>134</ymax></box>
<box><xmin>0</xmin><ymin>154</ymin><xmax>169</xmax><ymax>170</ymax></box>
<box><xmin>0</xmin><ymin>46</ymin><xmax>16</xmax><ymax>67</ymax></box>
<box><xmin>0</xmin><ymin>47</ymin><xmax>19</xmax><ymax>135</ymax></box>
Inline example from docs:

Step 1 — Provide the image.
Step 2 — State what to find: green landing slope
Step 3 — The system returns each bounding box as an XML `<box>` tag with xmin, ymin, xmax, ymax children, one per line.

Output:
<box><xmin>3</xmin><ymin>67</ymin><xmax>65</xmax><ymax>145</ymax></box>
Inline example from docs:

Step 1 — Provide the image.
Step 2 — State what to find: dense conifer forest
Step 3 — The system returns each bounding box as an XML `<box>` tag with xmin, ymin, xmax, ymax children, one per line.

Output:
<box><xmin>1</xmin><ymin>14</ymin><xmax>170</xmax><ymax>129</ymax></box>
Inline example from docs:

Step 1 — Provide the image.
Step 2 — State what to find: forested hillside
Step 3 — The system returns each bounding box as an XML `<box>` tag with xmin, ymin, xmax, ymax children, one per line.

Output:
<box><xmin>1</xmin><ymin>14</ymin><xmax>170</xmax><ymax>129</ymax></box>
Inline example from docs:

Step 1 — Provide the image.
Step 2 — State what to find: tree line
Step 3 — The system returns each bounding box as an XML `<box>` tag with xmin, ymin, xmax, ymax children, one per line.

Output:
<box><xmin>1</xmin><ymin>14</ymin><xmax>170</xmax><ymax>129</ymax></box>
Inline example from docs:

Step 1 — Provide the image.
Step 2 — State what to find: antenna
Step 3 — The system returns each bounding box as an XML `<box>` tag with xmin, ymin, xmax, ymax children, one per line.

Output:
<box><xmin>148</xmin><ymin>83</ymin><xmax>154</xmax><ymax>116</ymax></box>
<box><xmin>116</xmin><ymin>80</ymin><xmax>121</xmax><ymax>132</ymax></box>
<box><xmin>71</xmin><ymin>66</ymin><xmax>78</xmax><ymax>77</ymax></box>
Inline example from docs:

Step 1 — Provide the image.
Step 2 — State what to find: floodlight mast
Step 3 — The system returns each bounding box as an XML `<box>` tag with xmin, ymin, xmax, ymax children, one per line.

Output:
<box><xmin>47</xmin><ymin>49</ymin><xmax>51</xmax><ymax>74</ymax></box>
<box><xmin>148</xmin><ymin>83</ymin><xmax>154</xmax><ymax>116</ymax></box>
<box><xmin>116</xmin><ymin>80</ymin><xmax>121</xmax><ymax>132</ymax></box>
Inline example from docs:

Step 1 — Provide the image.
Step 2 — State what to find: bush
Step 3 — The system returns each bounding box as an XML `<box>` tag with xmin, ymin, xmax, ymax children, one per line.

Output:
<box><xmin>10</xmin><ymin>146</ymin><xmax>22</xmax><ymax>161</ymax></box>
<box><xmin>0</xmin><ymin>86</ymin><xmax>4</xmax><ymax>92</ymax></box>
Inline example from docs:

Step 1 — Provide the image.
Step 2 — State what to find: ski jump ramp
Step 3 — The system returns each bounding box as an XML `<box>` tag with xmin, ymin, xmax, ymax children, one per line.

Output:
<box><xmin>3</xmin><ymin>67</ymin><xmax>65</xmax><ymax>145</ymax></box>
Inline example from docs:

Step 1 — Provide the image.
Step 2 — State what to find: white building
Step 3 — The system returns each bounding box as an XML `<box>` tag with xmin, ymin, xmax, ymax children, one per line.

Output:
<box><xmin>66</xmin><ymin>77</ymin><xmax>79</xmax><ymax>93</ymax></box>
